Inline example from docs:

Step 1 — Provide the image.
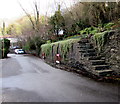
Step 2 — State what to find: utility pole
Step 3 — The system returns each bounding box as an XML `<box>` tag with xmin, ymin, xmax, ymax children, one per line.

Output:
<box><xmin>2</xmin><ymin>22</ymin><xmax>5</xmax><ymax>58</ymax></box>
<box><xmin>2</xmin><ymin>22</ymin><xmax>5</xmax><ymax>35</ymax></box>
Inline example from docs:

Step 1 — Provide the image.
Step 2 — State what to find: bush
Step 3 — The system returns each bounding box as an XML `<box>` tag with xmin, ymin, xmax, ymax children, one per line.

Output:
<box><xmin>23</xmin><ymin>36</ymin><xmax>45</xmax><ymax>56</ymax></box>
<box><xmin>103</xmin><ymin>22</ymin><xmax>115</xmax><ymax>30</ymax></box>
<box><xmin>79</xmin><ymin>27</ymin><xmax>98</xmax><ymax>36</ymax></box>
<box><xmin>0</xmin><ymin>38</ymin><xmax>10</xmax><ymax>58</ymax></box>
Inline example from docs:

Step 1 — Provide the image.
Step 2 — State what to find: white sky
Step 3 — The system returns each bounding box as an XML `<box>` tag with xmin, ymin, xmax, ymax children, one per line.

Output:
<box><xmin>0</xmin><ymin>0</ymin><xmax>75</xmax><ymax>26</ymax></box>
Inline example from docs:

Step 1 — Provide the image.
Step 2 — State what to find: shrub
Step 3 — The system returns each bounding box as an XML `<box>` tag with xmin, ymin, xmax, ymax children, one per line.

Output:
<box><xmin>79</xmin><ymin>27</ymin><xmax>98</xmax><ymax>36</ymax></box>
<box><xmin>23</xmin><ymin>39</ymin><xmax>36</xmax><ymax>51</ymax></box>
<box><xmin>103</xmin><ymin>22</ymin><xmax>115</xmax><ymax>30</ymax></box>
<box><xmin>46</xmin><ymin>40</ymin><xmax>51</xmax><ymax>44</ymax></box>
<box><xmin>0</xmin><ymin>38</ymin><xmax>10</xmax><ymax>58</ymax></box>
<box><xmin>23</xmin><ymin>36</ymin><xmax>45</xmax><ymax>56</ymax></box>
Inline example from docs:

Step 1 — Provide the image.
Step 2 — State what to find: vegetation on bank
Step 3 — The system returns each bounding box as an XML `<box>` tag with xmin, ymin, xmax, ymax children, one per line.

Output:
<box><xmin>41</xmin><ymin>19</ymin><xmax>119</xmax><ymax>59</ymax></box>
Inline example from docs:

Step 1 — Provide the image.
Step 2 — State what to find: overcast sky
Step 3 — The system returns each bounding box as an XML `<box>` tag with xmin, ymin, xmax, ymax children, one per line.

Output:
<box><xmin>0</xmin><ymin>0</ymin><xmax>75</xmax><ymax>26</ymax></box>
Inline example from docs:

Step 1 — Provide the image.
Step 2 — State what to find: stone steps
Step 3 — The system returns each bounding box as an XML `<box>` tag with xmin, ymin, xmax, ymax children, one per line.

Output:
<box><xmin>78</xmin><ymin>45</ymin><xmax>94</xmax><ymax>49</ymax></box>
<box><xmin>79</xmin><ymin>49</ymin><xmax>95</xmax><ymax>53</ymax></box>
<box><xmin>83</xmin><ymin>52</ymin><xmax>97</xmax><ymax>57</ymax></box>
<box><xmin>77</xmin><ymin>38</ymin><xmax>113</xmax><ymax>77</ymax></box>
<box><xmin>88</xmin><ymin>56</ymin><xmax>103</xmax><ymax>60</ymax></box>
<box><xmin>87</xmin><ymin>49</ymin><xmax>96</xmax><ymax>53</ymax></box>
<box><xmin>91</xmin><ymin>60</ymin><xmax>105</xmax><ymax>65</ymax></box>
<box><xmin>78</xmin><ymin>42</ymin><xmax>94</xmax><ymax>49</ymax></box>
<box><xmin>78</xmin><ymin>39</ymin><xmax>89</xmax><ymax>43</ymax></box>
<box><xmin>79</xmin><ymin>50</ymin><xmax>86</xmax><ymax>53</ymax></box>
<box><xmin>93</xmin><ymin>65</ymin><xmax>109</xmax><ymax>70</ymax></box>
<box><xmin>95</xmin><ymin>70</ymin><xmax>113</xmax><ymax>76</ymax></box>
<box><xmin>85</xmin><ymin>43</ymin><xmax>93</xmax><ymax>46</ymax></box>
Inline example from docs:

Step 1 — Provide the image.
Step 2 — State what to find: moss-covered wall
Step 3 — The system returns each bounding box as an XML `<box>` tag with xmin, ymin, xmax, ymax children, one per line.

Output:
<box><xmin>40</xmin><ymin>38</ymin><xmax>80</xmax><ymax>64</ymax></box>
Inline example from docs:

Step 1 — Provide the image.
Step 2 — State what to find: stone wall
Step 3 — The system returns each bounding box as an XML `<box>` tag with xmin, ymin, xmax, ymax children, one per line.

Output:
<box><xmin>103</xmin><ymin>30</ymin><xmax>120</xmax><ymax>74</ymax></box>
<box><xmin>40</xmin><ymin>40</ymin><xmax>93</xmax><ymax>74</ymax></box>
<box><xmin>40</xmin><ymin>31</ymin><xmax>120</xmax><ymax>76</ymax></box>
<box><xmin>40</xmin><ymin>42</ymin><xmax>80</xmax><ymax>64</ymax></box>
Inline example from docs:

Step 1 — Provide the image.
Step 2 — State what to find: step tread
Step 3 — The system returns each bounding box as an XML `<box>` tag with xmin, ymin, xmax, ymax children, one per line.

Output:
<box><xmin>79</xmin><ymin>49</ymin><xmax>95</xmax><ymax>52</ymax></box>
<box><xmin>84</xmin><ymin>52</ymin><xmax>96</xmax><ymax>54</ymax></box>
<box><xmin>93</xmin><ymin>65</ymin><xmax>109</xmax><ymax>70</ymax></box>
<box><xmin>84</xmin><ymin>52</ymin><xmax>97</xmax><ymax>56</ymax></box>
<box><xmin>93</xmin><ymin>65</ymin><xmax>109</xmax><ymax>67</ymax></box>
<box><xmin>79</xmin><ymin>50</ymin><xmax>86</xmax><ymax>52</ymax></box>
<box><xmin>94</xmin><ymin>69</ymin><xmax>114</xmax><ymax>76</ymax></box>
<box><xmin>88</xmin><ymin>56</ymin><xmax>104</xmax><ymax>60</ymax></box>
<box><xmin>90</xmin><ymin>60</ymin><xmax>105</xmax><ymax>62</ymax></box>
<box><xmin>85</xmin><ymin>43</ymin><xmax>93</xmax><ymax>45</ymax></box>
<box><xmin>91</xmin><ymin>60</ymin><xmax>106</xmax><ymax>65</ymax></box>
<box><xmin>87</xmin><ymin>49</ymin><xmax>95</xmax><ymax>51</ymax></box>
<box><xmin>96</xmin><ymin>69</ymin><xmax>113</xmax><ymax>73</ymax></box>
<box><xmin>78</xmin><ymin>39</ymin><xmax>89</xmax><ymax>43</ymax></box>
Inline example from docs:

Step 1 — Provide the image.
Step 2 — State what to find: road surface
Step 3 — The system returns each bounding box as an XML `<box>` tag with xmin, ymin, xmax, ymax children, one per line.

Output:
<box><xmin>0</xmin><ymin>54</ymin><xmax>119</xmax><ymax>102</ymax></box>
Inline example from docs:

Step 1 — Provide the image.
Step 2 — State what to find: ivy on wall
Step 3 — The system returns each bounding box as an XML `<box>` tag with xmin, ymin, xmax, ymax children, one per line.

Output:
<box><xmin>41</xmin><ymin>43</ymin><xmax>53</xmax><ymax>56</ymax></box>
<box><xmin>93</xmin><ymin>31</ymin><xmax>109</xmax><ymax>52</ymax></box>
<box><xmin>41</xmin><ymin>38</ymin><xmax>80</xmax><ymax>60</ymax></box>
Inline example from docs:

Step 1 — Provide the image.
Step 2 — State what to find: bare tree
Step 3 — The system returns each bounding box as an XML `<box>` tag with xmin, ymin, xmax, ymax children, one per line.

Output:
<box><xmin>19</xmin><ymin>1</ymin><xmax>42</xmax><ymax>36</ymax></box>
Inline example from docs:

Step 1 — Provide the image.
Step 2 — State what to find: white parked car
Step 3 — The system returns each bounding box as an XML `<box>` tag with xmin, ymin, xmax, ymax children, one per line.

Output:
<box><xmin>15</xmin><ymin>49</ymin><xmax>25</xmax><ymax>54</ymax></box>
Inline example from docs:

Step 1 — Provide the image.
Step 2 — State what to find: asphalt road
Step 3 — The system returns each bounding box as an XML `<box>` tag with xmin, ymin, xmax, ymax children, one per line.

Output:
<box><xmin>0</xmin><ymin>54</ymin><xmax>119</xmax><ymax>102</ymax></box>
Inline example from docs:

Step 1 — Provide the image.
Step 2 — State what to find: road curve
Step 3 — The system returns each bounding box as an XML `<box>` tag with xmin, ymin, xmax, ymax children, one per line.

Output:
<box><xmin>0</xmin><ymin>54</ymin><xmax>119</xmax><ymax>102</ymax></box>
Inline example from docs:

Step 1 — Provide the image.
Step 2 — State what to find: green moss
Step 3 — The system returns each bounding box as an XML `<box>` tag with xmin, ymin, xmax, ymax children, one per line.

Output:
<box><xmin>41</xmin><ymin>43</ymin><xmax>53</xmax><ymax>56</ymax></box>
<box><xmin>59</xmin><ymin>39</ymin><xmax>74</xmax><ymax>59</ymax></box>
<box><xmin>93</xmin><ymin>31</ymin><xmax>108</xmax><ymax>52</ymax></box>
<box><xmin>41</xmin><ymin>38</ymin><xmax>80</xmax><ymax>59</ymax></box>
<box><xmin>66</xmin><ymin>35</ymin><xmax>80</xmax><ymax>39</ymax></box>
